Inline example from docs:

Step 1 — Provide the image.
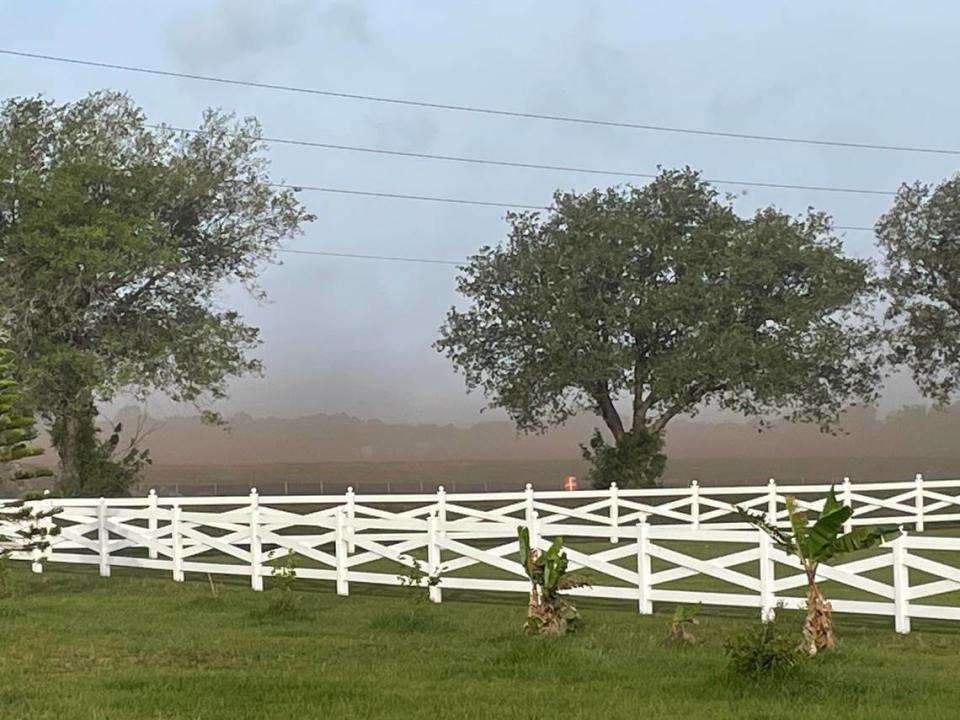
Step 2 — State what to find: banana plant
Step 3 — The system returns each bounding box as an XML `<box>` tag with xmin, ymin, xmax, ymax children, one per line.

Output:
<box><xmin>667</xmin><ymin>603</ymin><xmax>701</xmax><ymax>645</ymax></box>
<box><xmin>517</xmin><ymin>527</ymin><xmax>590</xmax><ymax>635</ymax></box>
<box><xmin>735</xmin><ymin>487</ymin><xmax>894</xmax><ymax>656</ymax></box>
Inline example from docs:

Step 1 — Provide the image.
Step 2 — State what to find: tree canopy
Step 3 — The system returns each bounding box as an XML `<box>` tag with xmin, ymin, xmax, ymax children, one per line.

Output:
<box><xmin>877</xmin><ymin>174</ymin><xmax>960</xmax><ymax>405</ymax></box>
<box><xmin>437</xmin><ymin>169</ymin><xmax>883</xmax><ymax>487</ymax></box>
<box><xmin>0</xmin><ymin>91</ymin><xmax>313</xmax><ymax>494</ymax></box>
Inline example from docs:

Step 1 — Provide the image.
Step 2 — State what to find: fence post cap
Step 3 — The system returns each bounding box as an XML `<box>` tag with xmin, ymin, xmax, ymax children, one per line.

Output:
<box><xmin>767</xmin><ymin>477</ymin><xmax>776</xmax><ymax>485</ymax></box>
<box><xmin>690</xmin><ymin>480</ymin><xmax>699</xmax><ymax>488</ymax></box>
<box><xmin>148</xmin><ymin>488</ymin><xmax>156</xmax><ymax>497</ymax></box>
<box><xmin>915</xmin><ymin>473</ymin><xmax>924</xmax><ymax>481</ymax></box>
<box><xmin>525</xmin><ymin>483</ymin><xmax>533</xmax><ymax>491</ymax></box>
<box><xmin>346</xmin><ymin>486</ymin><xmax>354</xmax><ymax>495</ymax></box>
<box><xmin>610</xmin><ymin>481</ymin><xmax>618</xmax><ymax>490</ymax></box>
<box><xmin>437</xmin><ymin>485</ymin><xmax>445</xmax><ymax>493</ymax></box>
<box><xmin>249</xmin><ymin>487</ymin><xmax>258</xmax><ymax>496</ymax></box>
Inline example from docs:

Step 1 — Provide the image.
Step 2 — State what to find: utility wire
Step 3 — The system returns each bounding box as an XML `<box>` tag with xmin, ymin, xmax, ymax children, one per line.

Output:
<box><xmin>159</xmin><ymin>124</ymin><xmax>895</xmax><ymax>197</ymax></box>
<box><xmin>4</xmin><ymin>48</ymin><xmax>960</xmax><ymax>156</ymax></box>
<box><xmin>276</xmin><ymin>183</ymin><xmax>876</xmax><ymax>232</ymax></box>
<box><xmin>278</xmin><ymin>248</ymin><xmax>462</xmax><ymax>266</ymax></box>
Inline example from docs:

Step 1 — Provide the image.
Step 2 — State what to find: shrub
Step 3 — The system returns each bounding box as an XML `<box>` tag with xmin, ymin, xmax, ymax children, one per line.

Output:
<box><xmin>725</xmin><ymin>620</ymin><xmax>801</xmax><ymax>678</ymax></box>
<box><xmin>666</xmin><ymin>603</ymin><xmax>701</xmax><ymax>645</ymax></box>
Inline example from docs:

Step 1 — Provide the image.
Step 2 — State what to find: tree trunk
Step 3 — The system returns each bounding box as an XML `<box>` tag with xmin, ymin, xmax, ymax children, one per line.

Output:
<box><xmin>51</xmin><ymin>395</ymin><xmax>97</xmax><ymax>496</ymax></box>
<box><xmin>802</xmin><ymin>580</ymin><xmax>835</xmax><ymax>655</ymax></box>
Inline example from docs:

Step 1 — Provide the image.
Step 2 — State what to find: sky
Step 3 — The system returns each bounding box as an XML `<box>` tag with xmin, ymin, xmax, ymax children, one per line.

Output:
<box><xmin>1</xmin><ymin>1</ymin><xmax>958</xmax><ymax>424</ymax></box>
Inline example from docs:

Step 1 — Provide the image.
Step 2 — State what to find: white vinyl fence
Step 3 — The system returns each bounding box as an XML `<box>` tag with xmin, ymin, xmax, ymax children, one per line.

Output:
<box><xmin>6</xmin><ymin>475</ymin><xmax>960</xmax><ymax>633</ymax></box>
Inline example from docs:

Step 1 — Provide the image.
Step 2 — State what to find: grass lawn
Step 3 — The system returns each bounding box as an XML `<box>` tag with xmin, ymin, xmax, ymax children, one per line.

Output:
<box><xmin>2</xmin><ymin>565</ymin><xmax>960</xmax><ymax>719</ymax></box>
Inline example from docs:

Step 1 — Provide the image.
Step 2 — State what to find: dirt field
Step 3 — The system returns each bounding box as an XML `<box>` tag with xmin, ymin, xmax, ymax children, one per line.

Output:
<box><xmin>138</xmin><ymin>455</ymin><xmax>960</xmax><ymax>496</ymax></box>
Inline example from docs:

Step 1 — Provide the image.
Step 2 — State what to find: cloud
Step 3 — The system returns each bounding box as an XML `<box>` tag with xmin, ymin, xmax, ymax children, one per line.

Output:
<box><xmin>168</xmin><ymin>0</ymin><xmax>371</xmax><ymax>71</ymax></box>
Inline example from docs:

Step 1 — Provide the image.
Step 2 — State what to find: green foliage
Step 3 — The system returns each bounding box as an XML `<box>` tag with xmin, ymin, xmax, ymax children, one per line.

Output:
<box><xmin>736</xmin><ymin>487</ymin><xmax>894</xmax><ymax>570</ymax></box>
<box><xmin>0</xmin><ymin>496</ymin><xmax>61</xmax><ymax>596</ymax></box>
<box><xmin>581</xmin><ymin>427</ymin><xmax>665</xmax><ymax>489</ymax></box>
<box><xmin>397</xmin><ymin>556</ymin><xmax>443</xmax><ymax>594</ymax></box>
<box><xmin>271</xmin><ymin>549</ymin><xmax>298</xmax><ymax>593</ymax></box>
<box><xmin>53</xmin><ymin>414</ymin><xmax>151</xmax><ymax>497</ymax></box>
<box><xmin>667</xmin><ymin>603</ymin><xmax>701</xmax><ymax>645</ymax></box>
<box><xmin>0</xmin><ymin>348</ymin><xmax>51</xmax><ymax>483</ymax></box>
<box><xmin>725</xmin><ymin>618</ymin><xmax>801</xmax><ymax>678</ymax></box>
<box><xmin>266</xmin><ymin>549</ymin><xmax>300</xmax><ymax>615</ymax></box>
<box><xmin>517</xmin><ymin>527</ymin><xmax>590</xmax><ymax>635</ymax></box>
<box><xmin>735</xmin><ymin>487</ymin><xmax>895</xmax><ymax>654</ymax></box>
<box><xmin>0</xmin><ymin>92</ymin><xmax>314</xmax><ymax>494</ymax></box>
<box><xmin>878</xmin><ymin>174</ymin><xmax>960</xmax><ymax>405</ymax></box>
<box><xmin>438</xmin><ymin>169</ymin><xmax>884</xmax><ymax>488</ymax></box>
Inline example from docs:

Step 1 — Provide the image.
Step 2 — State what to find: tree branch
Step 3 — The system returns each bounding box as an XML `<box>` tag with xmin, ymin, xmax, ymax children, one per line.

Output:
<box><xmin>591</xmin><ymin>382</ymin><xmax>625</xmax><ymax>442</ymax></box>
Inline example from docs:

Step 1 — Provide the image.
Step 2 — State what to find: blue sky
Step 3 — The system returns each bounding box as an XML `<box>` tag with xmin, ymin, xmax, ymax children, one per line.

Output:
<box><xmin>2</xmin><ymin>1</ymin><xmax>958</xmax><ymax>422</ymax></box>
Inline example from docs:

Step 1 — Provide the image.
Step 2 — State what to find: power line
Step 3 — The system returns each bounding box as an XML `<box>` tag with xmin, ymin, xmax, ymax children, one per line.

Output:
<box><xmin>278</xmin><ymin>248</ymin><xmax>461</xmax><ymax>265</ymax></box>
<box><xmin>4</xmin><ymin>48</ymin><xmax>960</xmax><ymax>157</ymax></box>
<box><xmin>276</xmin><ymin>183</ymin><xmax>876</xmax><ymax>232</ymax></box>
<box><xmin>162</xmin><ymin>125</ymin><xmax>896</xmax><ymax>197</ymax></box>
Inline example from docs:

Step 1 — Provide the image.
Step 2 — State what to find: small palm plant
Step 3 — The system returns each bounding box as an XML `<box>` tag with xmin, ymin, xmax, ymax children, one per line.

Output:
<box><xmin>517</xmin><ymin>527</ymin><xmax>590</xmax><ymax>635</ymax></box>
<box><xmin>667</xmin><ymin>603</ymin><xmax>701</xmax><ymax>645</ymax></box>
<box><xmin>736</xmin><ymin>487</ymin><xmax>894</xmax><ymax>656</ymax></box>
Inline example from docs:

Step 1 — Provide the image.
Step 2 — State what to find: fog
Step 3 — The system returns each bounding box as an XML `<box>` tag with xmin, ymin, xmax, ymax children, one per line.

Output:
<box><xmin>3</xmin><ymin>2</ymin><xmax>959</xmax><ymax>424</ymax></box>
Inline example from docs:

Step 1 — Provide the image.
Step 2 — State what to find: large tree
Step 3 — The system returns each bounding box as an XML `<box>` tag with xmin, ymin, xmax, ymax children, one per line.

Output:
<box><xmin>877</xmin><ymin>174</ymin><xmax>960</xmax><ymax>404</ymax></box>
<box><xmin>437</xmin><ymin>169</ymin><xmax>883</xmax><ymax>487</ymax></box>
<box><xmin>0</xmin><ymin>92</ymin><xmax>313</xmax><ymax>495</ymax></box>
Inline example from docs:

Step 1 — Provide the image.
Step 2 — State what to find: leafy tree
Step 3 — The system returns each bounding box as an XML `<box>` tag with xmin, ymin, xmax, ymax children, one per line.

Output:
<box><xmin>736</xmin><ymin>488</ymin><xmax>894</xmax><ymax>656</ymax></box>
<box><xmin>437</xmin><ymin>169</ymin><xmax>883</xmax><ymax>487</ymax></box>
<box><xmin>517</xmin><ymin>527</ymin><xmax>590</xmax><ymax>635</ymax></box>
<box><xmin>0</xmin><ymin>92</ymin><xmax>313</xmax><ymax>495</ymax></box>
<box><xmin>877</xmin><ymin>174</ymin><xmax>960</xmax><ymax>404</ymax></box>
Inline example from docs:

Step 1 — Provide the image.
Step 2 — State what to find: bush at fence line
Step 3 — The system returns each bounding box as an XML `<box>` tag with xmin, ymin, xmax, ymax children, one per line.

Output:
<box><xmin>735</xmin><ymin>487</ymin><xmax>896</xmax><ymax>656</ymax></box>
<box><xmin>265</xmin><ymin>549</ymin><xmax>301</xmax><ymax>616</ymax></box>
<box><xmin>724</xmin><ymin>617</ymin><xmax>801</xmax><ymax>678</ymax></box>
<box><xmin>666</xmin><ymin>603</ymin><xmax>702</xmax><ymax>646</ymax></box>
<box><xmin>396</xmin><ymin>556</ymin><xmax>443</xmax><ymax>602</ymax></box>
<box><xmin>517</xmin><ymin>528</ymin><xmax>590</xmax><ymax>636</ymax></box>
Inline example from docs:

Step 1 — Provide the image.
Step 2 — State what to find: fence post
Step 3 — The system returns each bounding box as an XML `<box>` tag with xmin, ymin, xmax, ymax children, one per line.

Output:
<box><xmin>437</xmin><ymin>485</ymin><xmax>447</xmax><ymax>538</ymax></box>
<box><xmin>636</xmin><ymin>515</ymin><xmax>652</xmax><ymax>614</ymax></box>
<box><xmin>893</xmin><ymin>527</ymin><xmax>911</xmax><ymax>634</ymax></box>
<box><xmin>345</xmin><ymin>486</ymin><xmax>356</xmax><ymax>553</ymax></box>
<box><xmin>842</xmin><ymin>476</ymin><xmax>853</xmax><ymax>534</ymax></box>
<box><xmin>147</xmin><ymin>489</ymin><xmax>159</xmax><ymax>560</ymax></box>
<box><xmin>97</xmin><ymin>497</ymin><xmax>111</xmax><ymax>578</ymax></box>
<box><xmin>171</xmin><ymin>503</ymin><xmax>184</xmax><ymax>582</ymax></box>
<box><xmin>524</xmin><ymin>483</ymin><xmax>535</xmax><ymax>528</ymax></box>
<box><xmin>690</xmin><ymin>481</ymin><xmax>700</xmax><ymax>530</ymax></box>
<box><xmin>335</xmin><ymin>507</ymin><xmax>349</xmax><ymax>596</ymax></box>
<box><xmin>529</xmin><ymin>510</ymin><xmax>541</xmax><ymax>551</ymax></box>
<box><xmin>758</xmin><ymin>529</ymin><xmax>776</xmax><ymax>622</ymax></box>
<box><xmin>249</xmin><ymin>488</ymin><xmax>263</xmax><ymax>592</ymax></box>
<box><xmin>609</xmin><ymin>482</ymin><xmax>619</xmax><ymax>543</ymax></box>
<box><xmin>766</xmin><ymin>478</ymin><xmax>778</xmax><ymax>525</ymax></box>
<box><xmin>914</xmin><ymin>473</ymin><xmax>925</xmax><ymax>533</ymax></box>
<box><xmin>427</xmin><ymin>512</ymin><xmax>442</xmax><ymax>604</ymax></box>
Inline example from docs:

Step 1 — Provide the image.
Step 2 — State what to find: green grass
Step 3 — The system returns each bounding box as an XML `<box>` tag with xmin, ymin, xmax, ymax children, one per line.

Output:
<box><xmin>3</xmin><ymin>565</ymin><xmax>960</xmax><ymax>719</ymax></box>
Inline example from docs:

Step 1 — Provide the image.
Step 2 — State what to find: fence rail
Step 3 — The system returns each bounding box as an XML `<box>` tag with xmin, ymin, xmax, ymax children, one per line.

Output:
<box><xmin>5</xmin><ymin>475</ymin><xmax>960</xmax><ymax>633</ymax></box>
